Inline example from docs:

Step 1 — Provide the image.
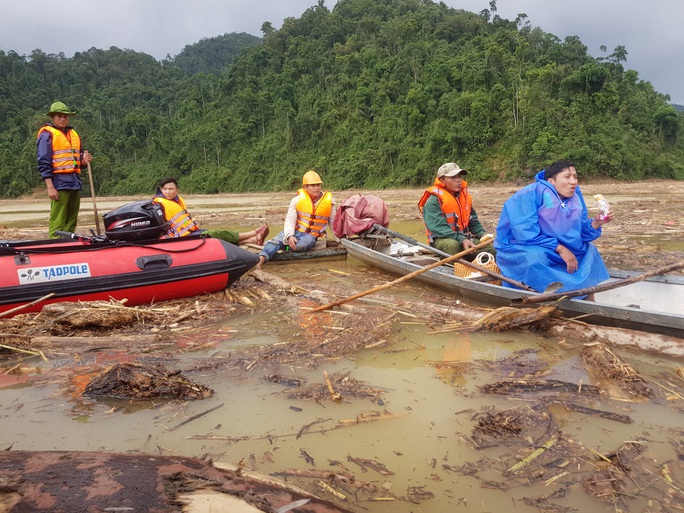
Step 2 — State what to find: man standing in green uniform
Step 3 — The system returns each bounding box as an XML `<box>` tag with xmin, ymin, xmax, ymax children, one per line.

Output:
<box><xmin>36</xmin><ymin>101</ymin><xmax>93</xmax><ymax>237</ymax></box>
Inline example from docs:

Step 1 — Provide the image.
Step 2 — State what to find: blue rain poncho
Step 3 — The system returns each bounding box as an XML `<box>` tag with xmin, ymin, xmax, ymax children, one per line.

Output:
<box><xmin>493</xmin><ymin>171</ymin><xmax>609</xmax><ymax>293</ymax></box>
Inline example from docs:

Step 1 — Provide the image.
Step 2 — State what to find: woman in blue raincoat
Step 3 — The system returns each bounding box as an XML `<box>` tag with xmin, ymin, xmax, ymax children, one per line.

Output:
<box><xmin>494</xmin><ymin>160</ymin><xmax>614</xmax><ymax>294</ymax></box>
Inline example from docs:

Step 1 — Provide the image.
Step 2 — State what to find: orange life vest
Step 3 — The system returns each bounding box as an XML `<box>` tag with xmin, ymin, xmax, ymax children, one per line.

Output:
<box><xmin>153</xmin><ymin>196</ymin><xmax>201</xmax><ymax>237</ymax></box>
<box><xmin>295</xmin><ymin>189</ymin><xmax>333</xmax><ymax>238</ymax></box>
<box><xmin>36</xmin><ymin>125</ymin><xmax>82</xmax><ymax>174</ymax></box>
<box><xmin>418</xmin><ymin>179</ymin><xmax>473</xmax><ymax>242</ymax></box>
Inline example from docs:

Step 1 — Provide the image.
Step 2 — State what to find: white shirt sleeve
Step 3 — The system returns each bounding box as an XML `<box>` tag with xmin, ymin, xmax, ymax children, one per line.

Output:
<box><xmin>327</xmin><ymin>198</ymin><xmax>338</xmax><ymax>240</ymax></box>
<box><xmin>282</xmin><ymin>196</ymin><xmax>299</xmax><ymax>239</ymax></box>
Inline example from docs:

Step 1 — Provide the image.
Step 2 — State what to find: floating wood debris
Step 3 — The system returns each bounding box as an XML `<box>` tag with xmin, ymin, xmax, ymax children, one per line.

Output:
<box><xmin>481</xmin><ymin>379</ymin><xmax>601</xmax><ymax>397</ymax></box>
<box><xmin>0</xmin><ymin>343</ymin><xmax>47</xmax><ymax>362</ymax></box>
<box><xmin>472</xmin><ymin>305</ymin><xmax>558</xmax><ymax>332</ymax></box>
<box><xmin>337</xmin><ymin>410</ymin><xmax>407</xmax><ymax>425</ymax></box>
<box><xmin>317</xmin><ymin>480</ymin><xmax>347</xmax><ymax>501</ymax></box>
<box><xmin>168</xmin><ymin>403</ymin><xmax>224</xmax><ymax>432</ymax></box>
<box><xmin>554</xmin><ymin>402</ymin><xmax>633</xmax><ymax>424</ymax></box>
<box><xmin>583</xmin><ymin>442</ymin><xmax>650</xmax><ymax>507</ymax></box>
<box><xmin>507</xmin><ymin>434</ymin><xmax>558</xmax><ymax>472</ymax></box>
<box><xmin>39</xmin><ymin>299</ymin><xmax>150</xmax><ymax>329</ymax></box>
<box><xmin>297</xmin><ymin>418</ymin><xmax>332</xmax><ymax>439</ymax></box>
<box><xmin>83</xmin><ymin>362</ymin><xmax>213</xmax><ymax>400</ymax></box>
<box><xmin>406</xmin><ymin>486</ymin><xmax>435</xmax><ymax>503</ymax></box>
<box><xmin>300</xmin><ymin>448</ymin><xmax>316</xmax><ymax>466</ymax></box>
<box><xmin>283</xmin><ymin>373</ymin><xmax>385</xmax><ymax>403</ymax></box>
<box><xmin>324</xmin><ymin>369</ymin><xmax>342</xmax><ymax>402</ymax></box>
<box><xmin>265</xmin><ymin>373</ymin><xmax>305</xmax><ymax>388</ymax></box>
<box><xmin>346</xmin><ymin>455</ymin><xmax>395</xmax><ymax>476</ymax></box>
<box><xmin>477</xmin><ymin>349</ymin><xmax>548</xmax><ymax>378</ymax></box>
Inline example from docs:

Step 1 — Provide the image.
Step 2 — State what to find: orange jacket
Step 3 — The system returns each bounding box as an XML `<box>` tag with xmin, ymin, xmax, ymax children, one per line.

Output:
<box><xmin>418</xmin><ymin>179</ymin><xmax>473</xmax><ymax>242</ymax></box>
<box><xmin>153</xmin><ymin>195</ymin><xmax>201</xmax><ymax>237</ymax></box>
<box><xmin>36</xmin><ymin>125</ymin><xmax>83</xmax><ymax>174</ymax></box>
<box><xmin>295</xmin><ymin>189</ymin><xmax>333</xmax><ymax>238</ymax></box>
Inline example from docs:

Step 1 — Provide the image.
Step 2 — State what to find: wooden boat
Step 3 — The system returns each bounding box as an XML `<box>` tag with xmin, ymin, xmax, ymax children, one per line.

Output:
<box><xmin>0</xmin><ymin>236</ymin><xmax>259</xmax><ymax>317</ymax></box>
<box><xmin>342</xmin><ymin>236</ymin><xmax>684</xmax><ymax>338</ymax></box>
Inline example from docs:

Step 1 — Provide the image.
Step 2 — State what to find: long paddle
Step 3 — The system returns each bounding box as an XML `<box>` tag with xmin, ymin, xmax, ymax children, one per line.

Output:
<box><xmin>512</xmin><ymin>260</ymin><xmax>684</xmax><ymax>305</ymax></box>
<box><xmin>86</xmin><ymin>161</ymin><xmax>102</xmax><ymax>235</ymax></box>
<box><xmin>369</xmin><ymin>224</ymin><xmax>533</xmax><ymax>291</ymax></box>
<box><xmin>306</xmin><ymin>237</ymin><xmax>494</xmax><ymax>314</ymax></box>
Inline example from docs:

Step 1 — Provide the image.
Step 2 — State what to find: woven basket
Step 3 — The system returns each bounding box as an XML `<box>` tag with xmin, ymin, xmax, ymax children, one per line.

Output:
<box><xmin>453</xmin><ymin>252</ymin><xmax>501</xmax><ymax>284</ymax></box>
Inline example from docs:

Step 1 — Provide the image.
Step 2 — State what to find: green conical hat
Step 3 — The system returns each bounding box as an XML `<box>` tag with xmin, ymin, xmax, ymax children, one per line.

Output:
<box><xmin>46</xmin><ymin>101</ymin><xmax>76</xmax><ymax>116</ymax></box>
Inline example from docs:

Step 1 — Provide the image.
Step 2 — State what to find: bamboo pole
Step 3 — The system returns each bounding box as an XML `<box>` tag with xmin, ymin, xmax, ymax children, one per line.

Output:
<box><xmin>306</xmin><ymin>238</ymin><xmax>494</xmax><ymax>314</ymax></box>
<box><xmin>507</xmin><ymin>435</ymin><xmax>558</xmax><ymax>473</ymax></box>
<box><xmin>0</xmin><ymin>344</ymin><xmax>48</xmax><ymax>362</ymax></box>
<box><xmin>323</xmin><ymin>369</ymin><xmax>342</xmax><ymax>401</ymax></box>
<box><xmin>0</xmin><ymin>293</ymin><xmax>56</xmax><ymax>320</ymax></box>
<box><xmin>168</xmin><ymin>403</ymin><xmax>225</xmax><ymax>431</ymax></box>
<box><xmin>86</xmin><ymin>161</ymin><xmax>102</xmax><ymax>235</ymax></box>
<box><xmin>513</xmin><ymin>260</ymin><xmax>684</xmax><ymax>305</ymax></box>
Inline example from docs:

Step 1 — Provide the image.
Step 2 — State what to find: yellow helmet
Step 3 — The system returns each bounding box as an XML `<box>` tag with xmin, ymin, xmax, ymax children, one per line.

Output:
<box><xmin>302</xmin><ymin>170</ymin><xmax>322</xmax><ymax>185</ymax></box>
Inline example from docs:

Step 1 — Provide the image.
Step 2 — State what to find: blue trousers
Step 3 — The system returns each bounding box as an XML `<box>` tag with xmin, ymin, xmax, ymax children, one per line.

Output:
<box><xmin>258</xmin><ymin>231</ymin><xmax>317</xmax><ymax>262</ymax></box>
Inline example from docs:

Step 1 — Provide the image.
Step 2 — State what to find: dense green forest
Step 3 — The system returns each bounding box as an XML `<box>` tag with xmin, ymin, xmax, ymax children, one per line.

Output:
<box><xmin>1</xmin><ymin>0</ymin><xmax>682</xmax><ymax>198</ymax></box>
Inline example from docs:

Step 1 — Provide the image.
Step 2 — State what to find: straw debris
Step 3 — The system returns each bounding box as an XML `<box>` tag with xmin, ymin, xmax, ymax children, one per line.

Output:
<box><xmin>580</xmin><ymin>342</ymin><xmax>654</xmax><ymax>398</ymax></box>
<box><xmin>283</xmin><ymin>372</ymin><xmax>385</xmax><ymax>403</ymax></box>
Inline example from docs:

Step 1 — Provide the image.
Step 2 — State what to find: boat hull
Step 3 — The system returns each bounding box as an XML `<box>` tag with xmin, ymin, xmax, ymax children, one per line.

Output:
<box><xmin>343</xmin><ymin>237</ymin><xmax>684</xmax><ymax>339</ymax></box>
<box><xmin>0</xmin><ymin>237</ymin><xmax>259</xmax><ymax>316</ymax></box>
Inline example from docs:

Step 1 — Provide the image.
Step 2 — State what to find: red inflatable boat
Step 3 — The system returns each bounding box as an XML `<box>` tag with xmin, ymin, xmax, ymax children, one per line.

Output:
<box><xmin>0</xmin><ymin>235</ymin><xmax>259</xmax><ymax>317</ymax></box>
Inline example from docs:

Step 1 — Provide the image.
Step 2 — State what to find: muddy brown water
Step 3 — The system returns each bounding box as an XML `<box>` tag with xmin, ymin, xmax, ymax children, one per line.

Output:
<box><xmin>1</xmin><ymin>183</ymin><xmax>684</xmax><ymax>512</ymax></box>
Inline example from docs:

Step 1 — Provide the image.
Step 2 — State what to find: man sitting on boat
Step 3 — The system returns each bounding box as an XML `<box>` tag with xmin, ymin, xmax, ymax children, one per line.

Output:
<box><xmin>418</xmin><ymin>162</ymin><xmax>494</xmax><ymax>260</ymax></box>
<box><xmin>153</xmin><ymin>177</ymin><xmax>269</xmax><ymax>245</ymax></box>
<box><xmin>493</xmin><ymin>160</ymin><xmax>613</xmax><ymax>294</ymax></box>
<box><xmin>256</xmin><ymin>170</ymin><xmax>337</xmax><ymax>269</ymax></box>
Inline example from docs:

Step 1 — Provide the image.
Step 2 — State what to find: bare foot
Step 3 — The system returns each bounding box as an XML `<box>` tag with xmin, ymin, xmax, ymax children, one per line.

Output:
<box><xmin>255</xmin><ymin>255</ymin><xmax>266</xmax><ymax>270</ymax></box>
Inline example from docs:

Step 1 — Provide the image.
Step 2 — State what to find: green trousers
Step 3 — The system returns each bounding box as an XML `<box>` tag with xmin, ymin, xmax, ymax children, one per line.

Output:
<box><xmin>49</xmin><ymin>190</ymin><xmax>80</xmax><ymax>238</ymax></box>
<box><xmin>434</xmin><ymin>237</ymin><xmax>496</xmax><ymax>261</ymax></box>
<box><xmin>205</xmin><ymin>229</ymin><xmax>240</xmax><ymax>245</ymax></box>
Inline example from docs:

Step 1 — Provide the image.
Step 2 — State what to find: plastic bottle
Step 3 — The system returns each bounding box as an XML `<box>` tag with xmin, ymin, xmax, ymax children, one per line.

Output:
<box><xmin>593</xmin><ymin>194</ymin><xmax>610</xmax><ymax>220</ymax></box>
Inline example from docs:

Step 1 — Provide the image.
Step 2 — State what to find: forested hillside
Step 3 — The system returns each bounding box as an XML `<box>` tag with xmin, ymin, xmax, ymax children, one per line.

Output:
<box><xmin>0</xmin><ymin>0</ymin><xmax>682</xmax><ymax>198</ymax></box>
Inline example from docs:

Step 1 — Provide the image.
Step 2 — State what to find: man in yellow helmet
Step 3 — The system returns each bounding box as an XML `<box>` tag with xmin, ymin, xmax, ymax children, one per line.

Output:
<box><xmin>256</xmin><ymin>170</ymin><xmax>336</xmax><ymax>268</ymax></box>
<box><xmin>37</xmin><ymin>101</ymin><xmax>93</xmax><ymax>237</ymax></box>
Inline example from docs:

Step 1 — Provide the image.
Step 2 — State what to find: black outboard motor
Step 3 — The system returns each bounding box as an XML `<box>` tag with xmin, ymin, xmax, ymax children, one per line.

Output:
<box><xmin>103</xmin><ymin>200</ymin><xmax>169</xmax><ymax>241</ymax></box>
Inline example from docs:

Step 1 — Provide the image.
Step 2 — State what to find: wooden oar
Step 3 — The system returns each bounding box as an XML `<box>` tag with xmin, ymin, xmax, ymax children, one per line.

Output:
<box><xmin>370</xmin><ymin>224</ymin><xmax>533</xmax><ymax>291</ymax></box>
<box><xmin>512</xmin><ymin>260</ymin><xmax>684</xmax><ymax>305</ymax></box>
<box><xmin>86</xmin><ymin>161</ymin><xmax>102</xmax><ymax>235</ymax></box>
<box><xmin>306</xmin><ymin>238</ymin><xmax>494</xmax><ymax>314</ymax></box>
